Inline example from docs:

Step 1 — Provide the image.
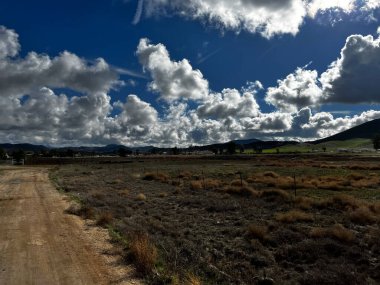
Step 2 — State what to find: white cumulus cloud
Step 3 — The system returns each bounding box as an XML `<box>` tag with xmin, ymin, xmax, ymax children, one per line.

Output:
<box><xmin>266</xmin><ymin>67</ymin><xmax>324</xmax><ymax>112</ymax></box>
<box><xmin>321</xmin><ymin>34</ymin><xmax>380</xmax><ymax>104</ymax></box>
<box><xmin>136</xmin><ymin>38</ymin><xmax>209</xmax><ymax>102</ymax></box>
<box><xmin>2</xmin><ymin>25</ymin><xmax>380</xmax><ymax>146</ymax></box>
<box><xmin>138</xmin><ymin>0</ymin><xmax>380</xmax><ymax>38</ymax></box>
<box><xmin>307</xmin><ymin>0</ymin><xmax>355</xmax><ymax>17</ymax></box>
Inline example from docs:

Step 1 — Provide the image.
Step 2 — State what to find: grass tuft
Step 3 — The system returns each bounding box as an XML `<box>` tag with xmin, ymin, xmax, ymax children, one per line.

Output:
<box><xmin>275</xmin><ymin>210</ymin><xmax>313</xmax><ymax>223</ymax></box>
<box><xmin>190</xmin><ymin>180</ymin><xmax>203</xmax><ymax>190</ymax></box>
<box><xmin>262</xmin><ymin>171</ymin><xmax>279</xmax><ymax>178</ymax></box>
<box><xmin>185</xmin><ymin>274</ymin><xmax>202</xmax><ymax>285</ymax></box>
<box><xmin>295</xmin><ymin>196</ymin><xmax>314</xmax><ymax>210</ymax></box>
<box><xmin>143</xmin><ymin>172</ymin><xmax>169</xmax><ymax>183</ymax></box>
<box><xmin>310</xmin><ymin>224</ymin><xmax>355</xmax><ymax>243</ymax></box>
<box><xmin>136</xmin><ymin>193</ymin><xmax>147</xmax><ymax>201</ymax></box>
<box><xmin>222</xmin><ymin>186</ymin><xmax>260</xmax><ymax>197</ymax></box>
<box><xmin>261</xmin><ymin>189</ymin><xmax>290</xmax><ymax>200</ymax></box>
<box><xmin>129</xmin><ymin>233</ymin><xmax>158</xmax><ymax>275</ymax></box>
<box><xmin>247</xmin><ymin>225</ymin><xmax>268</xmax><ymax>241</ymax></box>
<box><xmin>96</xmin><ymin>211</ymin><xmax>114</xmax><ymax>227</ymax></box>
<box><xmin>349</xmin><ymin>206</ymin><xmax>377</xmax><ymax>224</ymax></box>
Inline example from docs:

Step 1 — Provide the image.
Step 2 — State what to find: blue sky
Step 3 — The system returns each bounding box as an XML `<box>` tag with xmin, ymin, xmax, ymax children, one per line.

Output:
<box><xmin>1</xmin><ymin>0</ymin><xmax>380</xmax><ymax>146</ymax></box>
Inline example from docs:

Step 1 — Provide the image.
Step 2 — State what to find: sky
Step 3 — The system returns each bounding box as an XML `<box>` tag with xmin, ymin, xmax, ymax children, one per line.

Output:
<box><xmin>1</xmin><ymin>0</ymin><xmax>380</xmax><ymax>146</ymax></box>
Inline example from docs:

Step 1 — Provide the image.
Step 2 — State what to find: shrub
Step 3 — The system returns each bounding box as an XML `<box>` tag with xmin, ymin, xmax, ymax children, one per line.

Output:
<box><xmin>91</xmin><ymin>191</ymin><xmax>105</xmax><ymax>200</ymax></box>
<box><xmin>178</xmin><ymin>171</ymin><xmax>192</xmax><ymax>179</ymax></box>
<box><xmin>190</xmin><ymin>180</ymin><xmax>203</xmax><ymax>190</ymax></box>
<box><xmin>247</xmin><ymin>225</ymin><xmax>268</xmax><ymax>241</ymax></box>
<box><xmin>347</xmin><ymin>173</ymin><xmax>365</xmax><ymax>181</ymax></box>
<box><xmin>190</xmin><ymin>179</ymin><xmax>221</xmax><ymax>190</ymax></box>
<box><xmin>203</xmin><ymin>178</ymin><xmax>222</xmax><ymax>189</ymax></box>
<box><xmin>65</xmin><ymin>202</ymin><xmax>82</xmax><ymax>216</ymax></box>
<box><xmin>96</xmin><ymin>211</ymin><xmax>113</xmax><ymax>227</ymax></box>
<box><xmin>328</xmin><ymin>224</ymin><xmax>355</xmax><ymax>243</ymax></box>
<box><xmin>295</xmin><ymin>197</ymin><xmax>314</xmax><ymax>210</ymax></box>
<box><xmin>129</xmin><ymin>233</ymin><xmax>158</xmax><ymax>275</ymax></box>
<box><xmin>275</xmin><ymin>210</ymin><xmax>313</xmax><ymax>223</ymax></box>
<box><xmin>349</xmin><ymin>206</ymin><xmax>377</xmax><ymax>224</ymax></box>
<box><xmin>118</xmin><ymin>189</ymin><xmax>129</xmax><ymax>197</ymax></box>
<box><xmin>185</xmin><ymin>274</ymin><xmax>202</xmax><ymax>285</ymax></box>
<box><xmin>136</xmin><ymin>193</ymin><xmax>147</xmax><ymax>201</ymax></box>
<box><xmin>310</xmin><ymin>224</ymin><xmax>355</xmax><ymax>243</ymax></box>
<box><xmin>222</xmin><ymin>186</ymin><xmax>260</xmax><ymax>197</ymax></box>
<box><xmin>231</xmin><ymin>179</ymin><xmax>248</xmax><ymax>187</ymax></box>
<box><xmin>262</xmin><ymin>171</ymin><xmax>279</xmax><ymax>178</ymax></box>
<box><xmin>143</xmin><ymin>172</ymin><xmax>169</xmax><ymax>182</ymax></box>
<box><xmin>316</xmin><ymin>194</ymin><xmax>363</xmax><ymax>210</ymax></box>
<box><xmin>170</xmin><ymin>180</ymin><xmax>181</xmax><ymax>186</ymax></box>
<box><xmin>261</xmin><ymin>189</ymin><xmax>290</xmax><ymax>200</ymax></box>
<box><xmin>369</xmin><ymin>201</ymin><xmax>380</xmax><ymax>214</ymax></box>
<box><xmin>66</xmin><ymin>204</ymin><xmax>96</xmax><ymax>219</ymax></box>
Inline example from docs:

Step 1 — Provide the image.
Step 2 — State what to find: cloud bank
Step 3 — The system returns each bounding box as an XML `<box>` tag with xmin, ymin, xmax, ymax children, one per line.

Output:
<box><xmin>138</xmin><ymin>0</ymin><xmax>380</xmax><ymax>38</ymax></box>
<box><xmin>1</xmin><ymin>25</ymin><xmax>380</xmax><ymax>146</ymax></box>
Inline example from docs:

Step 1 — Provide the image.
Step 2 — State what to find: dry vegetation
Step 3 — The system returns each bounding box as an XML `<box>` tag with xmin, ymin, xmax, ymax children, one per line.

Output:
<box><xmin>50</xmin><ymin>154</ymin><xmax>380</xmax><ymax>284</ymax></box>
<box><xmin>128</xmin><ymin>233</ymin><xmax>158</xmax><ymax>276</ymax></box>
<box><xmin>275</xmin><ymin>210</ymin><xmax>314</xmax><ymax>223</ymax></box>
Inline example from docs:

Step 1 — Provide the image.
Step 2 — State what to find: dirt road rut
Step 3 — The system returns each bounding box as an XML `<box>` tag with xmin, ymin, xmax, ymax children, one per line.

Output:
<box><xmin>0</xmin><ymin>167</ymin><xmax>140</xmax><ymax>285</ymax></box>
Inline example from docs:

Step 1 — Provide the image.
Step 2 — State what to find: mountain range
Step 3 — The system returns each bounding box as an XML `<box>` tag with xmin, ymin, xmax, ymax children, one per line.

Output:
<box><xmin>1</xmin><ymin>118</ymin><xmax>380</xmax><ymax>154</ymax></box>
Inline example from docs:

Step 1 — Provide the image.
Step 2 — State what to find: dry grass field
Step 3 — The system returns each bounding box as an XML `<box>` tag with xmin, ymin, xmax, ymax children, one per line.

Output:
<box><xmin>50</xmin><ymin>154</ymin><xmax>380</xmax><ymax>285</ymax></box>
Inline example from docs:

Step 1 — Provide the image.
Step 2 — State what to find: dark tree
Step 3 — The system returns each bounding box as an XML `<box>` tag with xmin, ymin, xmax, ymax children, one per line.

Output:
<box><xmin>0</xmin><ymin>148</ymin><xmax>5</xmax><ymax>159</ymax></box>
<box><xmin>118</xmin><ymin>147</ymin><xmax>128</xmax><ymax>157</ymax></box>
<box><xmin>373</xmin><ymin>134</ymin><xmax>380</xmax><ymax>150</ymax></box>
<box><xmin>12</xmin><ymin>150</ymin><xmax>25</xmax><ymax>162</ymax></box>
<box><xmin>65</xmin><ymin>149</ymin><xmax>74</xmax><ymax>157</ymax></box>
<box><xmin>172</xmin><ymin>147</ymin><xmax>179</xmax><ymax>155</ymax></box>
<box><xmin>226</xmin><ymin>141</ymin><xmax>236</xmax><ymax>155</ymax></box>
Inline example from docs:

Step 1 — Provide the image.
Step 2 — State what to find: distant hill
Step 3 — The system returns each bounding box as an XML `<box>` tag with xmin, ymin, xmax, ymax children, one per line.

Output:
<box><xmin>0</xmin><ymin>143</ymin><xmax>48</xmax><ymax>152</ymax></box>
<box><xmin>312</xmin><ymin>118</ymin><xmax>380</xmax><ymax>144</ymax></box>
<box><xmin>0</xmin><ymin>143</ymin><xmax>155</xmax><ymax>155</ymax></box>
<box><xmin>233</xmin><ymin>138</ymin><xmax>262</xmax><ymax>145</ymax></box>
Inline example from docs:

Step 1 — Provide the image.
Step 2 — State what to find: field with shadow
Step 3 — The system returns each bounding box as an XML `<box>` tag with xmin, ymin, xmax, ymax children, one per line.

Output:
<box><xmin>50</xmin><ymin>154</ymin><xmax>380</xmax><ymax>285</ymax></box>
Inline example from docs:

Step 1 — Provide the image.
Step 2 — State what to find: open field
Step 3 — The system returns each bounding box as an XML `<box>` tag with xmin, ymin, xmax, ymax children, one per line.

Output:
<box><xmin>50</xmin><ymin>154</ymin><xmax>380</xmax><ymax>284</ymax></box>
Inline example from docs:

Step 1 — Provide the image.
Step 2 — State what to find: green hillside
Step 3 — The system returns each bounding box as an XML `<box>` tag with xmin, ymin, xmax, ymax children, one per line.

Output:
<box><xmin>263</xmin><ymin>138</ymin><xmax>373</xmax><ymax>153</ymax></box>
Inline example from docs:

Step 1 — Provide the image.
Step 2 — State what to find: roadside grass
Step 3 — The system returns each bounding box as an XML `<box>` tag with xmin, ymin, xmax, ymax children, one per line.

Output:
<box><xmin>96</xmin><ymin>211</ymin><xmax>114</xmax><ymax>227</ymax></box>
<box><xmin>128</xmin><ymin>233</ymin><xmax>158</xmax><ymax>276</ymax></box>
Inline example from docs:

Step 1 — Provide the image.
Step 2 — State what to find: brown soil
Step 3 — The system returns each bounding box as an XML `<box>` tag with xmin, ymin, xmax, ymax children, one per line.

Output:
<box><xmin>0</xmin><ymin>167</ymin><xmax>142</xmax><ymax>285</ymax></box>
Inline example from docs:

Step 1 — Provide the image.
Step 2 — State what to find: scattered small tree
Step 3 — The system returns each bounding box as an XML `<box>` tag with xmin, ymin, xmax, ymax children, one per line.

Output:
<box><xmin>254</xmin><ymin>145</ymin><xmax>263</xmax><ymax>154</ymax></box>
<box><xmin>373</xmin><ymin>134</ymin><xmax>380</xmax><ymax>150</ymax></box>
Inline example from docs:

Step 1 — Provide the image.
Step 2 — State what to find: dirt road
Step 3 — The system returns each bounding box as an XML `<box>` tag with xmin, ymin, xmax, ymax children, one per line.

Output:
<box><xmin>0</xmin><ymin>167</ymin><xmax>141</xmax><ymax>285</ymax></box>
